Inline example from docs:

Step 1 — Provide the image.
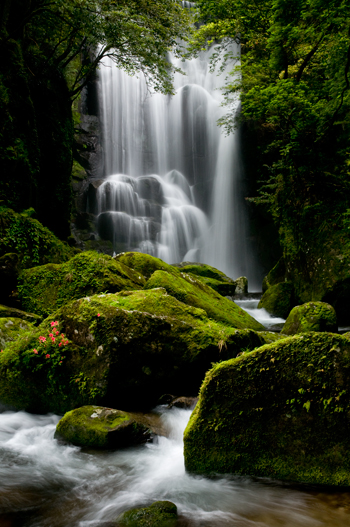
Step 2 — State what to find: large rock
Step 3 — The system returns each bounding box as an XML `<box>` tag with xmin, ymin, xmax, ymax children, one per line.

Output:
<box><xmin>55</xmin><ymin>406</ymin><xmax>150</xmax><ymax>448</ymax></box>
<box><xmin>0</xmin><ymin>288</ymin><xmax>276</xmax><ymax>413</ymax></box>
<box><xmin>184</xmin><ymin>332</ymin><xmax>350</xmax><ymax>486</ymax></box>
<box><xmin>0</xmin><ymin>317</ymin><xmax>34</xmax><ymax>350</ymax></box>
<box><xmin>0</xmin><ymin>304</ymin><xmax>41</xmax><ymax>325</ymax></box>
<box><xmin>262</xmin><ymin>258</ymin><xmax>286</xmax><ymax>293</ymax></box>
<box><xmin>114</xmin><ymin>252</ymin><xmax>178</xmax><ymax>280</ymax></box>
<box><xmin>282</xmin><ymin>301</ymin><xmax>337</xmax><ymax>335</ymax></box>
<box><xmin>18</xmin><ymin>251</ymin><xmax>146</xmax><ymax>317</ymax></box>
<box><xmin>117</xmin><ymin>501</ymin><xmax>177</xmax><ymax>527</ymax></box>
<box><xmin>172</xmin><ymin>262</ymin><xmax>236</xmax><ymax>296</ymax></box>
<box><xmin>258</xmin><ymin>282</ymin><xmax>295</xmax><ymax>319</ymax></box>
<box><xmin>144</xmin><ymin>271</ymin><xmax>264</xmax><ymax>331</ymax></box>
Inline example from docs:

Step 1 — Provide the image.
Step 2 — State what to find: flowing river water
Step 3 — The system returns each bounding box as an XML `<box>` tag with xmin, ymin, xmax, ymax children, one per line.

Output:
<box><xmin>1</xmin><ymin>405</ymin><xmax>350</xmax><ymax>527</ymax></box>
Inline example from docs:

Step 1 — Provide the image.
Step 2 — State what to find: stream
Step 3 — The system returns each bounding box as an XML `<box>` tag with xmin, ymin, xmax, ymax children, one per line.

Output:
<box><xmin>0</xmin><ymin>406</ymin><xmax>349</xmax><ymax>527</ymax></box>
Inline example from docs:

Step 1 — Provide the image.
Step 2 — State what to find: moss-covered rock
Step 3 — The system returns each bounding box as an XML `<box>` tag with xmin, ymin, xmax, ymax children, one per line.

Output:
<box><xmin>262</xmin><ymin>258</ymin><xmax>286</xmax><ymax>293</ymax></box>
<box><xmin>0</xmin><ymin>207</ymin><xmax>75</xmax><ymax>269</ymax></box>
<box><xmin>55</xmin><ymin>406</ymin><xmax>150</xmax><ymax>448</ymax></box>
<box><xmin>0</xmin><ymin>317</ymin><xmax>35</xmax><ymax>350</ymax></box>
<box><xmin>144</xmin><ymin>271</ymin><xmax>264</xmax><ymax>331</ymax></box>
<box><xmin>184</xmin><ymin>332</ymin><xmax>350</xmax><ymax>486</ymax></box>
<box><xmin>0</xmin><ymin>304</ymin><xmax>41</xmax><ymax>325</ymax></box>
<box><xmin>0</xmin><ymin>289</ymin><xmax>271</xmax><ymax>413</ymax></box>
<box><xmin>282</xmin><ymin>301</ymin><xmax>337</xmax><ymax>335</ymax></box>
<box><xmin>234</xmin><ymin>276</ymin><xmax>248</xmax><ymax>295</ymax></box>
<box><xmin>114</xmin><ymin>252</ymin><xmax>178</xmax><ymax>280</ymax></box>
<box><xmin>117</xmin><ymin>501</ymin><xmax>177</xmax><ymax>527</ymax></box>
<box><xmin>258</xmin><ymin>282</ymin><xmax>295</xmax><ymax>319</ymax></box>
<box><xmin>18</xmin><ymin>251</ymin><xmax>146</xmax><ymax>317</ymax></box>
<box><xmin>172</xmin><ymin>262</ymin><xmax>236</xmax><ymax>296</ymax></box>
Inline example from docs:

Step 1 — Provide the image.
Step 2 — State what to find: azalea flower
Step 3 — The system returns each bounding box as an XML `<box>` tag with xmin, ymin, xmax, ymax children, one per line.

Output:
<box><xmin>45</xmin><ymin>354</ymin><xmax>50</xmax><ymax>359</ymax></box>
<box><xmin>49</xmin><ymin>333</ymin><xmax>53</xmax><ymax>338</ymax></box>
<box><xmin>51</xmin><ymin>337</ymin><xmax>55</xmax><ymax>342</ymax></box>
<box><xmin>97</xmin><ymin>313</ymin><xmax>101</xmax><ymax>317</ymax></box>
<box><xmin>59</xmin><ymin>342</ymin><xmax>62</xmax><ymax>347</ymax></box>
<box><xmin>33</xmin><ymin>349</ymin><xmax>38</xmax><ymax>354</ymax></box>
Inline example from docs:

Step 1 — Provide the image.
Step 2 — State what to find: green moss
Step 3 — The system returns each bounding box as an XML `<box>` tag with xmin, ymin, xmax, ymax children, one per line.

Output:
<box><xmin>114</xmin><ymin>252</ymin><xmax>179</xmax><ymax>280</ymax></box>
<box><xmin>0</xmin><ymin>304</ymin><xmax>41</xmax><ymax>325</ymax></box>
<box><xmin>176</xmin><ymin>264</ymin><xmax>236</xmax><ymax>296</ymax></box>
<box><xmin>0</xmin><ymin>207</ymin><xmax>74</xmax><ymax>269</ymax></box>
<box><xmin>18</xmin><ymin>251</ymin><xmax>146</xmax><ymax>317</ymax></box>
<box><xmin>184</xmin><ymin>332</ymin><xmax>350</xmax><ymax>486</ymax></box>
<box><xmin>0</xmin><ymin>317</ymin><xmax>34</xmax><ymax>349</ymax></box>
<box><xmin>117</xmin><ymin>501</ymin><xmax>177</xmax><ymax>527</ymax></box>
<box><xmin>258</xmin><ymin>282</ymin><xmax>295</xmax><ymax>319</ymax></box>
<box><xmin>262</xmin><ymin>258</ymin><xmax>286</xmax><ymax>292</ymax></box>
<box><xmin>282</xmin><ymin>301</ymin><xmax>337</xmax><ymax>335</ymax></box>
<box><xmin>144</xmin><ymin>270</ymin><xmax>264</xmax><ymax>331</ymax></box>
<box><xmin>55</xmin><ymin>405</ymin><xmax>150</xmax><ymax>448</ymax></box>
<box><xmin>0</xmin><ymin>289</ymin><xmax>270</xmax><ymax>413</ymax></box>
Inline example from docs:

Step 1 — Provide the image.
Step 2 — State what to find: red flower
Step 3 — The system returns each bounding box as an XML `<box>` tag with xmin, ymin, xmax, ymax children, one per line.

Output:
<box><xmin>1</xmin><ymin>350</ymin><xmax>3</xmax><ymax>353</ymax></box>
<box><xmin>59</xmin><ymin>342</ymin><xmax>62</xmax><ymax>347</ymax></box>
<box><xmin>51</xmin><ymin>337</ymin><xmax>55</xmax><ymax>342</ymax></box>
<box><xmin>59</xmin><ymin>361</ymin><xmax>62</xmax><ymax>364</ymax></box>
<box><xmin>33</xmin><ymin>349</ymin><xmax>38</xmax><ymax>354</ymax></box>
<box><xmin>60</xmin><ymin>333</ymin><xmax>64</xmax><ymax>338</ymax></box>
<box><xmin>97</xmin><ymin>313</ymin><xmax>101</xmax><ymax>317</ymax></box>
<box><xmin>45</xmin><ymin>354</ymin><xmax>50</xmax><ymax>359</ymax></box>
<box><xmin>39</xmin><ymin>336</ymin><xmax>46</xmax><ymax>342</ymax></box>
<box><xmin>49</xmin><ymin>333</ymin><xmax>53</xmax><ymax>338</ymax></box>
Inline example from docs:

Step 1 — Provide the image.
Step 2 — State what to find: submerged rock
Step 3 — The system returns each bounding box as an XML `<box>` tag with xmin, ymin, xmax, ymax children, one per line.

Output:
<box><xmin>18</xmin><ymin>251</ymin><xmax>145</xmax><ymax>317</ymax></box>
<box><xmin>282</xmin><ymin>301</ymin><xmax>337</xmax><ymax>335</ymax></box>
<box><xmin>117</xmin><ymin>501</ymin><xmax>177</xmax><ymax>527</ymax></box>
<box><xmin>184</xmin><ymin>332</ymin><xmax>350</xmax><ymax>486</ymax></box>
<box><xmin>144</xmin><ymin>270</ymin><xmax>264</xmax><ymax>331</ymax></box>
<box><xmin>0</xmin><ymin>289</ymin><xmax>274</xmax><ymax>413</ymax></box>
<box><xmin>0</xmin><ymin>317</ymin><xmax>34</xmax><ymax>350</ymax></box>
<box><xmin>55</xmin><ymin>406</ymin><xmax>150</xmax><ymax>448</ymax></box>
<box><xmin>258</xmin><ymin>282</ymin><xmax>295</xmax><ymax>319</ymax></box>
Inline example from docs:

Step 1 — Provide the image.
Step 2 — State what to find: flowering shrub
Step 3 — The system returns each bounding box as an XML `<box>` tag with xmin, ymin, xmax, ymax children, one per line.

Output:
<box><xmin>23</xmin><ymin>320</ymin><xmax>70</xmax><ymax>372</ymax></box>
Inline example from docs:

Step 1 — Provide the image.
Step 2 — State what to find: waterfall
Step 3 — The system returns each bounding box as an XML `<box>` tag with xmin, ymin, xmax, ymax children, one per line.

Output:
<box><xmin>96</xmin><ymin>41</ymin><xmax>261</xmax><ymax>288</ymax></box>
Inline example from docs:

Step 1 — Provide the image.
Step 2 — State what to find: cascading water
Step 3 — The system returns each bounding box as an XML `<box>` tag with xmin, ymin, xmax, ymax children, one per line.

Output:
<box><xmin>96</xmin><ymin>39</ymin><xmax>261</xmax><ymax>288</ymax></box>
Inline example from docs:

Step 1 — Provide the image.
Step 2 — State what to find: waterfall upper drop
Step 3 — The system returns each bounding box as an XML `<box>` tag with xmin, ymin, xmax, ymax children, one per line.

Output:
<box><xmin>95</xmin><ymin>42</ymin><xmax>260</xmax><ymax>287</ymax></box>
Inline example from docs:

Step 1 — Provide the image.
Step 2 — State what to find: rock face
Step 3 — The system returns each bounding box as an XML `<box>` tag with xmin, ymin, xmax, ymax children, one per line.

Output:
<box><xmin>0</xmin><ymin>317</ymin><xmax>34</xmax><ymax>350</ymax></box>
<box><xmin>114</xmin><ymin>252</ymin><xmax>179</xmax><ymax>280</ymax></box>
<box><xmin>282</xmin><ymin>302</ymin><xmax>337</xmax><ymax>335</ymax></box>
<box><xmin>55</xmin><ymin>406</ymin><xmax>150</xmax><ymax>448</ymax></box>
<box><xmin>184</xmin><ymin>332</ymin><xmax>350</xmax><ymax>486</ymax></box>
<box><xmin>144</xmin><ymin>271</ymin><xmax>264</xmax><ymax>331</ymax></box>
<box><xmin>0</xmin><ymin>289</ymin><xmax>276</xmax><ymax>414</ymax></box>
<box><xmin>18</xmin><ymin>251</ymin><xmax>145</xmax><ymax>317</ymax></box>
<box><xmin>258</xmin><ymin>282</ymin><xmax>295</xmax><ymax>319</ymax></box>
<box><xmin>117</xmin><ymin>501</ymin><xmax>177</xmax><ymax>527</ymax></box>
<box><xmin>172</xmin><ymin>262</ymin><xmax>236</xmax><ymax>296</ymax></box>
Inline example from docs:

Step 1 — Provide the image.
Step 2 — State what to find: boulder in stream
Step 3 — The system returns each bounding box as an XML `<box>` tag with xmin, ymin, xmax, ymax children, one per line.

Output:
<box><xmin>117</xmin><ymin>501</ymin><xmax>177</xmax><ymax>527</ymax></box>
<box><xmin>258</xmin><ymin>282</ymin><xmax>295</xmax><ymax>319</ymax></box>
<box><xmin>55</xmin><ymin>406</ymin><xmax>150</xmax><ymax>448</ymax></box>
<box><xmin>172</xmin><ymin>261</ymin><xmax>236</xmax><ymax>296</ymax></box>
<box><xmin>184</xmin><ymin>332</ymin><xmax>350</xmax><ymax>486</ymax></box>
<box><xmin>282</xmin><ymin>301</ymin><xmax>337</xmax><ymax>335</ymax></box>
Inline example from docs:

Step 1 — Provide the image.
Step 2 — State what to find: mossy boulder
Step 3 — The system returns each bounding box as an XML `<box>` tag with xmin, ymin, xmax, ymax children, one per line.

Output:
<box><xmin>114</xmin><ymin>252</ymin><xmax>178</xmax><ymax>280</ymax></box>
<box><xmin>258</xmin><ymin>282</ymin><xmax>295</xmax><ymax>319</ymax></box>
<box><xmin>55</xmin><ymin>406</ymin><xmax>150</xmax><ymax>448</ymax></box>
<box><xmin>184</xmin><ymin>332</ymin><xmax>350</xmax><ymax>486</ymax></box>
<box><xmin>234</xmin><ymin>276</ymin><xmax>248</xmax><ymax>295</ymax></box>
<box><xmin>282</xmin><ymin>301</ymin><xmax>337</xmax><ymax>335</ymax></box>
<box><xmin>144</xmin><ymin>271</ymin><xmax>264</xmax><ymax>331</ymax></box>
<box><xmin>18</xmin><ymin>251</ymin><xmax>146</xmax><ymax>317</ymax></box>
<box><xmin>0</xmin><ymin>288</ymin><xmax>273</xmax><ymax>413</ymax></box>
<box><xmin>0</xmin><ymin>304</ymin><xmax>41</xmax><ymax>325</ymax></box>
<box><xmin>0</xmin><ymin>317</ymin><xmax>35</xmax><ymax>350</ymax></box>
<box><xmin>172</xmin><ymin>262</ymin><xmax>236</xmax><ymax>296</ymax></box>
<box><xmin>117</xmin><ymin>501</ymin><xmax>177</xmax><ymax>527</ymax></box>
<box><xmin>0</xmin><ymin>207</ymin><xmax>74</xmax><ymax>269</ymax></box>
<box><xmin>262</xmin><ymin>258</ymin><xmax>286</xmax><ymax>293</ymax></box>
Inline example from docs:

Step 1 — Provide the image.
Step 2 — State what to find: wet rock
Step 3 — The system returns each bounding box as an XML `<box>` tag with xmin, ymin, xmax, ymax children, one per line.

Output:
<box><xmin>0</xmin><ymin>304</ymin><xmax>41</xmax><ymax>325</ymax></box>
<box><xmin>258</xmin><ymin>282</ymin><xmax>295</xmax><ymax>319</ymax></box>
<box><xmin>117</xmin><ymin>501</ymin><xmax>177</xmax><ymax>527</ymax></box>
<box><xmin>184</xmin><ymin>332</ymin><xmax>350</xmax><ymax>486</ymax></box>
<box><xmin>55</xmin><ymin>406</ymin><xmax>150</xmax><ymax>449</ymax></box>
<box><xmin>172</xmin><ymin>262</ymin><xmax>236</xmax><ymax>296</ymax></box>
<box><xmin>0</xmin><ymin>317</ymin><xmax>34</xmax><ymax>349</ymax></box>
<box><xmin>282</xmin><ymin>301</ymin><xmax>337</xmax><ymax>335</ymax></box>
<box><xmin>18</xmin><ymin>251</ymin><xmax>145</xmax><ymax>317</ymax></box>
<box><xmin>168</xmin><ymin>396</ymin><xmax>198</xmax><ymax>409</ymax></box>
<box><xmin>234</xmin><ymin>276</ymin><xmax>248</xmax><ymax>295</ymax></box>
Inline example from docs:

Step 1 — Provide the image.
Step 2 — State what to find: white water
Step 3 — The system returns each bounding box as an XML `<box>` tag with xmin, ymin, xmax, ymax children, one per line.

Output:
<box><xmin>97</xmin><ymin>41</ymin><xmax>261</xmax><ymax>289</ymax></box>
<box><xmin>235</xmin><ymin>299</ymin><xmax>286</xmax><ymax>331</ymax></box>
<box><xmin>1</xmin><ymin>407</ymin><xmax>349</xmax><ymax>526</ymax></box>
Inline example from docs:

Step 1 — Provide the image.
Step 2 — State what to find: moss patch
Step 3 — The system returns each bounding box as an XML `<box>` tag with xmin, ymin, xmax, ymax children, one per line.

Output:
<box><xmin>184</xmin><ymin>332</ymin><xmax>350</xmax><ymax>486</ymax></box>
<box><xmin>282</xmin><ymin>301</ymin><xmax>337</xmax><ymax>335</ymax></box>
<box><xmin>175</xmin><ymin>263</ymin><xmax>236</xmax><ymax>296</ymax></box>
<box><xmin>117</xmin><ymin>501</ymin><xmax>177</xmax><ymax>527</ymax></box>
<box><xmin>0</xmin><ymin>304</ymin><xmax>41</xmax><ymax>325</ymax></box>
<box><xmin>0</xmin><ymin>317</ymin><xmax>34</xmax><ymax>350</ymax></box>
<box><xmin>144</xmin><ymin>270</ymin><xmax>264</xmax><ymax>331</ymax></box>
<box><xmin>114</xmin><ymin>252</ymin><xmax>179</xmax><ymax>280</ymax></box>
<box><xmin>258</xmin><ymin>282</ymin><xmax>295</xmax><ymax>319</ymax></box>
<box><xmin>55</xmin><ymin>405</ymin><xmax>150</xmax><ymax>448</ymax></box>
<box><xmin>18</xmin><ymin>251</ymin><xmax>146</xmax><ymax>317</ymax></box>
